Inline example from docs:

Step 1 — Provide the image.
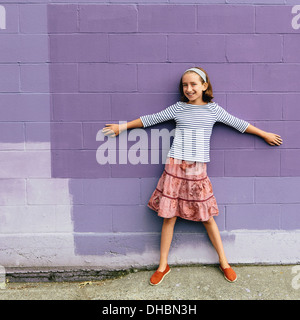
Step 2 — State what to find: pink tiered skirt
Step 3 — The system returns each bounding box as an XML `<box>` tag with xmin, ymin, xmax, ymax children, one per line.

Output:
<box><xmin>147</xmin><ymin>157</ymin><xmax>219</xmax><ymax>222</ymax></box>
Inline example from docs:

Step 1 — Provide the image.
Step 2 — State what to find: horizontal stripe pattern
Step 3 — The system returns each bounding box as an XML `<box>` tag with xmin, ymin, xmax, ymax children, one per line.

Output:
<box><xmin>140</xmin><ymin>101</ymin><xmax>249</xmax><ymax>162</ymax></box>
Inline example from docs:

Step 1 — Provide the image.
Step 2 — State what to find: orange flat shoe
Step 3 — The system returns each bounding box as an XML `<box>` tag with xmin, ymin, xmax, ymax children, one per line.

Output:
<box><xmin>219</xmin><ymin>265</ymin><xmax>237</xmax><ymax>282</ymax></box>
<box><xmin>149</xmin><ymin>265</ymin><xmax>171</xmax><ymax>286</ymax></box>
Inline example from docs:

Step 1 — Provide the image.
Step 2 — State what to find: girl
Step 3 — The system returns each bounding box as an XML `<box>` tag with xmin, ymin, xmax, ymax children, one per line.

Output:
<box><xmin>102</xmin><ymin>67</ymin><xmax>283</xmax><ymax>285</ymax></box>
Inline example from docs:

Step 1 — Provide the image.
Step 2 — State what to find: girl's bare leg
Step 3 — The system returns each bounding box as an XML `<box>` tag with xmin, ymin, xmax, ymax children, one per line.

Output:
<box><xmin>157</xmin><ymin>217</ymin><xmax>177</xmax><ymax>272</ymax></box>
<box><xmin>202</xmin><ymin>217</ymin><xmax>230</xmax><ymax>268</ymax></box>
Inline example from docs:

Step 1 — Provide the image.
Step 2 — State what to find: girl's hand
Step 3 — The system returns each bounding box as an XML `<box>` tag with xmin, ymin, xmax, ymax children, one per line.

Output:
<box><xmin>102</xmin><ymin>123</ymin><xmax>124</xmax><ymax>137</ymax></box>
<box><xmin>101</xmin><ymin>119</ymin><xmax>143</xmax><ymax>138</ymax></box>
<box><xmin>263</xmin><ymin>132</ymin><xmax>283</xmax><ymax>146</ymax></box>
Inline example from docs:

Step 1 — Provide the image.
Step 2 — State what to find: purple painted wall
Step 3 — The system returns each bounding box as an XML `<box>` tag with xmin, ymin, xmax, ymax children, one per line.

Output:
<box><xmin>0</xmin><ymin>1</ymin><xmax>300</xmax><ymax>268</ymax></box>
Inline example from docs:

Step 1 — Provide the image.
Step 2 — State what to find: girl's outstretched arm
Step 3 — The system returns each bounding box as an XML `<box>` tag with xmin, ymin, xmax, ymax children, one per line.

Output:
<box><xmin>102</xmin><ymin>118</ymin><xmax>143</xmax><ymax>137</ymax></box>
<box><xmin>245</xmin><ymin>124</ymin><xmax>283</xmax><ymax>146</ymax></box>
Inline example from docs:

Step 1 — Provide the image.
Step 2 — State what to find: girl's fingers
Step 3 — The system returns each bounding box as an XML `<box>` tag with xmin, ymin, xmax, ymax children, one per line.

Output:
<box><xmin>275</xmin><ymin>137</ymin><xmax>283</xmax><ymax>145</ymax></box>
<box><xmin>268</xmin><ymin>133</ymin><xmax>283</xmax><ymax>146</ymax></box>
<box><xmin>273</xmin><ymin>140</ymin><xmax>282</xmax><ymax>146</ymax></box>
<box><xmin>104</xmin><ymin>131</ymin><xmax>114</xmax><ymax>136</ymax></box>
<box><xmin>102</xmin><ymin>125</ymin><xmax>115</xmax><ymax>134</ymax></box>
<box><xmin>102</xmin><ymin>127</ymin><xmax>119</xmax><ymax>137</ymax></box>
<box><xmin>102</xmin><ymin>124</ymin><xmax>114</xmax><ymax>130</ymax></box>
<box><xmin>102</xmin><ymin>130</ymin><xmax>111</xmax><ymax>135</ymax></box>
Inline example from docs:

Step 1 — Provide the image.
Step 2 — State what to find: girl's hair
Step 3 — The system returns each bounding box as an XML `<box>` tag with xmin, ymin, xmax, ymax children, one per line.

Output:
<box><xmin>179</xmin><ymin>67</ymin><xmax>214</xmax><ymax>103</ymax></box>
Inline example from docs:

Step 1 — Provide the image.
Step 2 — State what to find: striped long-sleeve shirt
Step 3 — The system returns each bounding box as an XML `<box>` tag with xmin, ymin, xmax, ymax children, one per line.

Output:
<box><xmin>140</xmin><ymin>101</ymin><xmax>249</xmax><ymax>163</ymax></box>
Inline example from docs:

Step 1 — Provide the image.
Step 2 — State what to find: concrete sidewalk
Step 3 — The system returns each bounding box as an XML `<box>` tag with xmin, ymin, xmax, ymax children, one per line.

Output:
<box><xmin>0</xmin><ymin>265</ymin><xmax>299</xmax><ymax>300</ymax></box>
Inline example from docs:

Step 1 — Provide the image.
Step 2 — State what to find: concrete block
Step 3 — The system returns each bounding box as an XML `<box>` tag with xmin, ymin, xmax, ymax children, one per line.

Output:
<box><xmin>112</xmin><ymin>205</ymin><xmax>161</xmax><ymax>233</ymax></box>
<box><xmin>224</xmin><ymin>149</ymin><xmax>281</xmax><ymax>177</ymax></box>
<box><xmin>207</xmin><ymin>150</ymin><xmax>225</xmax><ymax>177</ymax></box>
<box><xmin>51</xmin><ymin>122</ymin><xmax>82</xmax><ymax>149</ymax></box>
<box><xmin>211</xmin><ymin>123</ymin><xmax>255</xmax><ymax>150</ymax></box>
<box><xmin>51</xmin><ymin>150</ymin><xmax>110</xmax><ymax>178</ymax></box>
<box><xmin>110</xmin><ymin>34</ymin><xmax>167</xmax><ymax>63</ymax></box>
<box><xmin>283</xmin><ymin>94</ymin><xmax>300</xmax><ymax>120</ymax></box>
<box><xmin>138</xmin><ymin>5</ymin><xmax>196</xmax><ymax>33</ymax></box>
<box><xmin>0</xmin><ymin>94</ymin><xmax>50</xmax><ymax>122</ymax></box>
<box><xmin>226</xmin><ymin>34</ymin><xmax>282</xmax><ymax>62</ymax></box>
<box><xmin>72</xmin><ymin>205</ymin><xmax>113</xmax><ymax>233</ymax></box>
<box><xmin>253</xmin><ymin>64</ymin><xmax>300</xmax><ymax>92</ymax></box>
<box><xmin>82</xmin><ymin>178</ymin><xmax>140</xmax><ymax>205</ymax></box>
<box><xmin>227</xmin><ymin>93</ymin><xmax>282</xmax><ymax>121</ymax></box>
<box><xmin>20</xmin><ymin>64</ymin><xmax>49</xmax><ymax>93</ymax></box>
<box><xmin>0</xmin><ymin>65</ymin><xmax>19</xmax><ymax>92</ymax></box>
<box><xmin>281</xmin><ymin>204</ymin><xmax>300</xmax><ymax>230</ymax></box>
<box><xmin>25</xmin><ymin>123</ymin><xmax>50</xmax><ymax>148</ymax></box>
<box><xmin>79</xmin><ymin>63</ymin><xmax>137</xmax><ymax>92</ymax></box>
<box><xmin>0</xmin><ymin>205</ymin><xmax>56</xmax><ymax>233</ymax></box>
<box><xmin>0</xmin><ymin>179</ymin><xmax>26</xmax><ymax>205</ymax></box>
<box><xmin>47</xmin><ymin>4</ymin><xmax>78</xmax><ymax>33</ymax></box>
<box><xmin>26</xmin><ymin>178</ymin><xmax>80</xmax><ymax>205</ymax></box>
<box><xmin>0</xmin><ymin>123</ymin><xmax>24</xmax><ymax>150</ymax></box>
<box><xmin>255</xmin><ymin>177</ymin><xmax>300</xmax><ymax>204</ymax></box>
<box><xmin>210</xmin><ymin>177</ymin><xmax>254</xmax><ymax>204</ymax></box>
<box><xmin>52</xmin><ymin>93</ymin><xmax>111</xmax><ymax>122</ymax></box>
<box><xmin>197</xmin><ymin>5</ymin><xmax>254</xmax><ymax>33</ymax></box>
<box><xmin>281</xmin><ymin>149</ymin><xmax>300</xmax><ymax>176</ymax></box>
<box><xmin>226</xmin><ymin>204</ymin><xmax>281</xmax><ymax>230</ymax></box>
<box><xmin>49</xmin><ymin>34</ymin><xmax>108</xmax><ymax>62</ymax></box>
<box><xmin>19</xmin><ymin>4</ymin><xmax>47</xmax><ymax>34</ymax></box>
<box><xmin>168</xmin><ymin>35</ymin><xmax>225</xmax><ymax>62</ymax></box>
<box><xmin>283</xmin><ymin>35</ymin><xmax>300</xmax><ymax>62</ymax></box>
<box><xmin>0</xmin><ymin>151</ymin><xmax>51</xmax><ymax>178</ymax></box>
<box><xmin>0</xmin><ymin>34</ymin><xmax>48</xmax><ymax>63</ymax></box>
<box><xmin>49</xmin><ymin>63</ymin><xmax>78</xmax><ymax>93</ymax></box>
<box><xmin>79</xmin><ymin>5</ymin><xmax>137</xmax><ymax>33</ymax></box>
<box><xmin>74</xmin><ymin>233</ymin><xmax>160</xmax><ymax>256</ymax></box>
<box><xmin>202</xmin><ymin>63</ymin><xmax>252</xmax><ymax>92</ymax></box>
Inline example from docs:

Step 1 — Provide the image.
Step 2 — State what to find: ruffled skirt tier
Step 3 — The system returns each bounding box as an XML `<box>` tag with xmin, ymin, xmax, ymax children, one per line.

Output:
<box><xmin>147</xmin><ymin>157</ymin><xmax>219</xmax><ymax>222</ymax></box>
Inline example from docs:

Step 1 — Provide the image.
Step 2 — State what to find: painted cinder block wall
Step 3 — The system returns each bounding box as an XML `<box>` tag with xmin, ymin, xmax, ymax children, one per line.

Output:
<box><xmin>0</xmin><ymin>1</ymin><xmax>299</xmax><ymax>269</ymax></box>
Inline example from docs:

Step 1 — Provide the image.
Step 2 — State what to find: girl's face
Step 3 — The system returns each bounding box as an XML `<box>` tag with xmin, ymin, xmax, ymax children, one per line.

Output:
<box><xmin>182</xmin><ymin>72</ymin><xmax>208</xmax><ymax>105</ymax></box>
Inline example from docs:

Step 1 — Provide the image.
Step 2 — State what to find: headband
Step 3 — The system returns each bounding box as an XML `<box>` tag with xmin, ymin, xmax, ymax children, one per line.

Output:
<box><xmin>184</xmin><ymin>68</ymin><xmax>207</xmax><ymax>83</ymax></box>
